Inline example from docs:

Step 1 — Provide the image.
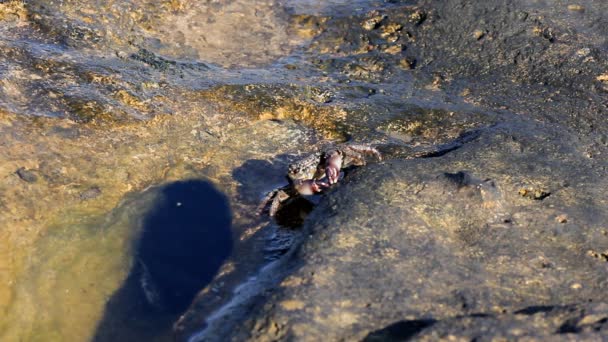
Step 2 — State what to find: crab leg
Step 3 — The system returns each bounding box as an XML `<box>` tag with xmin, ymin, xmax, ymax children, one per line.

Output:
<box><xmin>257</xmin><ymin>188</ymin><xmax>280</xmax><ymax>216</ymax></box>
<box><xmin>269</xmin><ymin>189</ymin><xmax>292</xmax><ymax>217</ymax></box>
<box><xmin>345</xmin><ymin>144</ymin><xmax>382</xmax><ymax>162</ymax></box>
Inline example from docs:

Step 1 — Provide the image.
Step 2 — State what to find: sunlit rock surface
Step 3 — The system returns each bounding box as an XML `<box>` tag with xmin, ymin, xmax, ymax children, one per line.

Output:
<box><xmin>223</xmin><ymin>122</ymin><xmax>608</xmax><ymax>341</ymax></box>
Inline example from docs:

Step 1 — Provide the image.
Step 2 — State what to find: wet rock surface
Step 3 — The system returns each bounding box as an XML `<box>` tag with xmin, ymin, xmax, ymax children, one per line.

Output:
<box><xmin>1</xmin><ymin>0</ymin><xmax>608</xmax><ymax>341</ymax></box>
<box><xmin>180</xmin><ymin>1</ymin><xmax>608</xmax><ymax>341</ymax></box>
<box><xmin>221</xmin><ymin>121</ymin><xmax>608</xmax><ymax>341</ymax></box>
<box><xmin>365</xmin><ymin>302</ymin><xmax>608</xmax><ymax>341</ymax></box>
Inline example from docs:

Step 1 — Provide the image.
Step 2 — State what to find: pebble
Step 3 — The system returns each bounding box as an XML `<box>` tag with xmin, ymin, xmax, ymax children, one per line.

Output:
<box><xmin>16</xmin><ymin>167</ymin><xmax>37</xmax><ymax>183</ymax></box>
<box><xmin>398</xmin><ymin>58</ymin><xmax>414</xmax><ymax>70</ymax></box>
<box><xmin>567</xmin><ymin>5</ymin><xmax>584</xmax><ymax>12</ymax></box>
<box><xmin>361</xmin><ymin>15</ymin><xmax>386</xmax><ymax>31</ymax></box>
<box><xmin>80</xmin><ymin>186</ymin><xmax>102</xmax><ymax>200</ymax></box>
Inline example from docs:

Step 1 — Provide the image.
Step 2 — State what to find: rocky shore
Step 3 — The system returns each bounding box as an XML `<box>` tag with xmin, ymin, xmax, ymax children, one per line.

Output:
<box><xmin>1</xmin><ymin>0</ymin><xmax>607</xmax><ymax>341</ymax></box>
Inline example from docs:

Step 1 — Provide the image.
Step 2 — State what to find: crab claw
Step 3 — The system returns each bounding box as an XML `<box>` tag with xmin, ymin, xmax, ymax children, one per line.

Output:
<box><xmin>326</xmin><ymin>165</ymin><xmax>339</xmax><ymax>184</ymax></box>
<box><xmin>295</xmin><ymin>179</ymin><xmax>329</xmax><ymax>195</ymax></box>
<box><xmin>313</xmin><ymin>180</ymin><xmax>330</xmax><ymax>191</ymax></box>
<box><xmin>325</xmin><ymin>151</ymin><xmax>343</xmax><ymax>184</ymax></box>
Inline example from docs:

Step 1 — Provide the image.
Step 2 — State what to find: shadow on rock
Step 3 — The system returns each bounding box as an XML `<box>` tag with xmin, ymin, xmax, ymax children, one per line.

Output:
<box><xmin>92</xmin><ymin>180</ymin><xmax>232</xmax><ymax>342</ymax></box>
<box><xmin>232</xmin><ymin>156</ymin><xmax>291</xmax><ymax>205</ymax></box>
<box><xmin>363</xmin><ymin>319</ymin><xmax>437</xmax><ymax>342</ymax></box>
<box><xmin>232</xmin><ymin>156</ymin><xmax>315</xmax><ymax>227</ymax></box>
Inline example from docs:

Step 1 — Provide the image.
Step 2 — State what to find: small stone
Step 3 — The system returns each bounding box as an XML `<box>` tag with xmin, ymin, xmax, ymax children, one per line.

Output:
<box><xmin>16</xmin><ymin>167</ymin><xmax>37</xmax><ymax>183</ymax></box>
<box><xmin>587</xmin><ymin>250</ymin><xmax>608</xmax><ymax>261</ymax></box>
<box><xmin>80</xmin><ymin>186</ymin><xmax>102</xmax><ymax>200</ymax></box>
<box><xmin>571</xmin><ymin>283</ymin><xmax>582</xmax><ymax>290</ymax></box>
<box><xmin>597</xmin><ymin>74</ymin><xmax>608</xmax><ymax>83</ymax></box>
<box><xmin>383</xmin><ymin>44</ymin><xmax>403</xmax><ymax>55</ymax></box>
<box><xmin>473</xmin><ymin>29</ymin><xmax>485</xmax><ymax>40</ymax></box>
<box><xmin>361</xmin><ymin>15</ymin><xmax>385</xmax><ymax>31</ymax></box>
<box><xmin>567</xmin><ymin>4</ymin><xmax>584</xmax><ymax>12</ymax></box>
<box><xmin>115</xmin><ymin>51</ymin><xmax>129</xmax><ymax>59</ymax></box>
<box><xmin>517</xmin><ymin>11</ymin><xmax>529</xmax><ymax>21</ymax></box>
<box><xmin>308</xmin><ymin>88</ymin><xmax>334</xmax><ymax>103</ymax></box>
<box><xmin>533</xmin><ymin>190</ymin><xmax>550</xmax><ymax>200</ymax></box>
<box><xmin>434</xmin><ymin>74</ymin><xmax>444</xmax><ymax>85</ymax></box>
<box><xmin>380</xmin><ymin>23</ymin><xmax>402</xmax><ymax>38</ymax></box>
<box><xmin>385</xmin><ymin>35</ymin><xmax>399</xmax><ymax>43</ymax></box>
<box><xmin>409</xmin><ymin>10</ymin><xmax>427</xmax><ymax>25</ymax></box>
<box><xmin>280</xmin><ymin>299</ymin><xmax>306</xmax><ymax>311</ymax></box>
<box><xmin>579</xmin><ymin>314</ymin><xmax>604</xmax><ymax>325</ymax></box>
<box><xmin>398</xmin><ymin>58</ymin><xmax>415</xmax><ymax>70</ymax></box>
<box><xmin>555</xmin><ymin>214</ymin><xmax>568</xmax><ymax>223</ymax></box>
<box><xmin>576</xmin><ymin>48</ymin><xmax>591</xmax><ymax>57</ymax></box>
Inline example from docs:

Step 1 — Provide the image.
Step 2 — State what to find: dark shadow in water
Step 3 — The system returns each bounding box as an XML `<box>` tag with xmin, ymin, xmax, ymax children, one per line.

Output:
<box><xmin>92</xmin><ymin>180</ymin><xmax>232</xmax><ymax>342</ymax></box>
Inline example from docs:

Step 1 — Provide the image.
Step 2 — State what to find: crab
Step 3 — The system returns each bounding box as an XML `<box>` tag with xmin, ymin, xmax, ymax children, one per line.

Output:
<box><xmin>257</xmin><ymin>143</ymin><xmax>382</xmax><ymax>217</ymax></box>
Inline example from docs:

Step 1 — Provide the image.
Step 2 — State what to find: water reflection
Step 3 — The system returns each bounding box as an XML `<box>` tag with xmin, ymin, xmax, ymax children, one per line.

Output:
<box><xmin>92</xmin><ymin>180</ymin><xmax>232</xmax><ymax>341</ymax></box>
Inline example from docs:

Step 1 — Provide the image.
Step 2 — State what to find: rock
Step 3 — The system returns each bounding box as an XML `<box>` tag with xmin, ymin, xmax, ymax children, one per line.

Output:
<box><xmin>555</xmin><ymin>214</ymin><xmax>568</xmax><ymax>223</ymax></box>
<box><xmin>16</xmin><ymin>167</ymin><xmax>37</xmax><ymax>183</ymax></box>
<box><xmin>401</xmin><ymin>303</ymin><xmax>608</xmax><ymax>340</ymax></box>
<box><xmin>382</xmin><ymin>44</ymin><xmax>403</xmax><ymax>55</ymax></box>
<box><xmin>567</xmin><ymin>4</ymin><xmax>585</xmax><ymax>12</ymax></box>
<box><xmin>220</xmin><ymin>122</ymin><xmax>608</xmax><ymax>341</ymax></box>
<box><xmin>409</xmin><ymin>9</ymin><xmax>427</xmax><ymax>25</ymax></box>
<box><xmin>79</xmin><ymin>186</ymin><xmax>102</xmax><ymax>200</ymax></box>
<box><xmin>5</xmin><ymin>0</ymin><xmax>608</xmax><ymax>341</ymax></box>
<box><xmin>473</xmin><ymin>29</ymin><xmax>485</xmax><ymax>40</ymax></box>
<box><xmin>361</xmin><ymin>14</ymin><xmax>386</xmax><ymax>31</ymax></box>
<box><xmin>597</xmin><ymin>74</ymin><xmax>608</xmax><ymax>83</ymax></box>
<box><xmin>398</xmin><ymin>58</ymin><xmax>415</xmax><ymax>70</ymax></box>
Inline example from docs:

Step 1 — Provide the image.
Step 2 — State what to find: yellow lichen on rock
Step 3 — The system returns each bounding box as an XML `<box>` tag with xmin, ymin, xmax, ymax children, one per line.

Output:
<box><xmin>280</xmin><ymin>299</ymin><xmax>306</xmax><ymax>311</ymax></box>
<box><xmin>0</xmin><ymin>0</ymin><xmax>28</xmax><ymax>22</ymax></box>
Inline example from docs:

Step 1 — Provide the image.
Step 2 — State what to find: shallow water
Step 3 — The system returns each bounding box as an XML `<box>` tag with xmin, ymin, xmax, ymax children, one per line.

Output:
<box><xmin>1</xmin><ymin>113</ymin><xmax>317</xmax><ymax>340</ymax></box>
<box><xmin>92</xmin><ymin>180</ymin><xmax>233</xmax><ymax>342</ymax></box>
